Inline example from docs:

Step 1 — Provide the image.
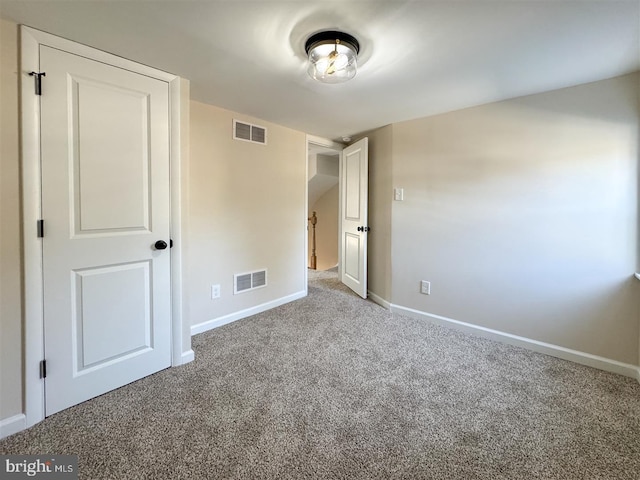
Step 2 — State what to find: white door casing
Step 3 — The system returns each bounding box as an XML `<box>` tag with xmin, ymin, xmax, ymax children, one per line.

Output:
<box><xmin>21</xmin><ymin>26</ymin><xmax>188</xmax><ymax>426</ymax></box>
<box><xmin>340</xmin><ymin>138</ymin><xmax>369</xmax><ymax>298</ymax></box>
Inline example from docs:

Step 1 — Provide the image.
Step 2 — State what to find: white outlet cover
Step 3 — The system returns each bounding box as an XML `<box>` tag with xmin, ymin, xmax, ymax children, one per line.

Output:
<box><xmin>211</xmin><ymin>284</ymin><xmax>221</xmax><ymax>299</ymax></box>
<box><xmin>420</xmin><ymin>280</ymin><xmax>430</xmax><ymax>295</ymax></box>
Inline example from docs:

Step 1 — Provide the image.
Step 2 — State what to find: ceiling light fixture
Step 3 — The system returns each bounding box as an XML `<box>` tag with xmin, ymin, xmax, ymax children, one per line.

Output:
<box><xmin>305</xmin><ymin>31</ymin><xmax>360</xmax><ymax>84</ymax></box>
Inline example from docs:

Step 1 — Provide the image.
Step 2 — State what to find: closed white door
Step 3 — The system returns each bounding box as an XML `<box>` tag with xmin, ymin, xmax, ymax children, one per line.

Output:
<box><xmin>40</xmin><ymin>45</ymin><xmax>172</xmax><ymax>415</ymax></box>
<box><xmin>340</xmin><ymin>138</ymin><xmax>369</xmax><ymax>298</ymax></box>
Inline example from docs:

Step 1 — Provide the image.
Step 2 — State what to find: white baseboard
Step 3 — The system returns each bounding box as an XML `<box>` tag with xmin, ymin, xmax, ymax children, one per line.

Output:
<box><xmin>0</xmin><ymin>413</ymin><xmax>26</xmax><ymax>439</ymax></box>
<box><xmin>391</xmin><ymin>304</ymin><xmax>640</xmax><ymax>381</ymax></box>
<box><xmin>368</xmin><ymin>291</ymin><xmax>391</xmax><ymax>310</ymax></box>
<box><xmin>191</xmin><ymin>290</ymin><xmax>307</xmax><ymax>336</ymax></box>
<box><xmin>180</xmin><ymin>349</ymin><xmax>195</xmax><ymax>365</ymax></box>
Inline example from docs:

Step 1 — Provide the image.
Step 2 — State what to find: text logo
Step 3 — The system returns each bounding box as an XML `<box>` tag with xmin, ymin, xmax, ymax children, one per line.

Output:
<box><xmin>0</xmin><ymin>456</ymin><xmax>77</xmax><ymax>479</ymax></box>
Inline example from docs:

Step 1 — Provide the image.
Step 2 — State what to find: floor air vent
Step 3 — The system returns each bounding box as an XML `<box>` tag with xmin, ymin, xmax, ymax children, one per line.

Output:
<box><xmin>234</xmin><ymin>269</ymin><xmax>268</xmax><ymax>294</ymax></box>
<box><xmin>233</xmin><ymin>120</ymin><xmax>267</xmax><ymax>145</ymax></box>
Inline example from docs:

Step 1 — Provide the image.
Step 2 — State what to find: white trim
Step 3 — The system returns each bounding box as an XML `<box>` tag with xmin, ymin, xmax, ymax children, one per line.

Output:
<box><xmin>169</xmin><ymin>75</ymin><xmax>191</xmax><ymax>367</ymax></box>
<box><xmin>304</xmin><ymin>136</ymin><xmax>309</xmax><ymax>294</ymax></box>
<box><xmin>0</xmin><ymin>414</ymin><xmax>27</xmax><ymax>440</ymax></box>
<box><xmin>338</xmin><ymin>148</ymin><xmax>344</xmax><ymax>285</ymax></box>
<box><xmin>21</xmin><ymin>26</ymin><xmax>46</xmax><ymax>429</ymax></box>
<box><xmin>191</xmin><ymin>290</ymin><xmax>306</xmax><ymax>336</ymax></box>
<box><xmin>634</xmin><ymin>272</ymin><xmax>640</xmax><ymax>280</ymax></box>
<box><xmin>169</xmin><ymin>75</ymin><xmax>182</xmax><ymax>366</ymax></box>
<box><xmin>20</xmin><ymin>26</ymin><xmax>186</xmax><ymax>428</ymax></box>
<box><xmin>178</xmin><ymin>78</ymin><xmax>192</xmax><ymax>365</ymax></box>
<box><xmin>391</xmin><ymin>303</ymin><xmax>640</xmax><ymax>380</ymax></box>
<box><xmin>368</xmin><ymin>291</ymin><xmax>391</xmax><ymax>310</ymax></box>
<box><xmin>180</xmin><ymin>349</ymin><xmax>195</xmax><ymax>365</ymax></box>
<box><xmin>306</xmin><ymin>135</ymin><xmax>344</xmax><ymax>150</ymax></box>
<box><xmin>22</xmin><ymin>27</ymin><xmax>177</xmax><ymax>81</ymax></box>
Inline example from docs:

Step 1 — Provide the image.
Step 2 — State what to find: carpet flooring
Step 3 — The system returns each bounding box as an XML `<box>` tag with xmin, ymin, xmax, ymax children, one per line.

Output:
<box><xmin>2</xmin><ymin>268</ymin><xmax>639</xmax><ymax>479</ymax></box>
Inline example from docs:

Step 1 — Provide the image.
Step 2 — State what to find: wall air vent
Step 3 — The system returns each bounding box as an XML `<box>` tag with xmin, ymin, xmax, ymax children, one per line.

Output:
<box><xmin>233</xmin><ymin>120</ymin><xmax>267</xmax><ymax>145</ymax></box>
<box><xmin>234</xmin><ymin>121</ymin><xmax>251</xmax><ymax>141</ymax></box>
<box><xmin>252</xmin><ymin>270</ymin><xmax>266</xmax><ymax>288</ymax></box>
<box><xmin>251</xmin><ymin>125</ymin><xmax>266</xmax><ymax>144</ymax></box>
<box><xmin>234</xmin><ymin>269</ymin><xmax>268</xmax><ymax>294</ymax></box>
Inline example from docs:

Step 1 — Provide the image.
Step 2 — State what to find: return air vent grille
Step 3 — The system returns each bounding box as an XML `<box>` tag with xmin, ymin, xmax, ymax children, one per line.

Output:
<box><xmin>234</xmin><ymin>269</ymin><xmax>268</xmax><ymax>294</ymax></box>
<box><xmin>252</xmin><ymin>270</ymin><xmax>266</xmax><ymax>288</ymax></box>
<box><xmin>251</xmin><ymin>125</ymin><xmax>266</xmax><ymax>144</ymax></box>
<box><xmin>234</xmin><ymin>121</ymin><xmax>251</xmax><ymax>141</ymax></box>
<box><xmin>233</xmin><ymin>120</ymin><xmax>267</xmax><ymax>145</ymax></box>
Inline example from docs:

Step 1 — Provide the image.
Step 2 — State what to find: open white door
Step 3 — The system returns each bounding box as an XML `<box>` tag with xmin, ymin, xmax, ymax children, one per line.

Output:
<box><xmin>39</xmin><ymin>44</ymin><xmax>172</xmax><ymax>415</ymax></box>
<box><xmin>340</xmin><ymin>138</ymin><xmax>369</xmax><ymax>298</ymax></box>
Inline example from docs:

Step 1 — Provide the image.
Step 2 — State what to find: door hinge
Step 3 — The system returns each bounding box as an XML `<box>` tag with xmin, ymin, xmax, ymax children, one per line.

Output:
<box><xmin>37</xmin><ymin>219</ymin><xmax>44</xmax><ymax>238</ymax></box>
<box><xmin>29</xmin><ymin>71</ymin><xmax>46</xmax><ymax>96</ymax></box>
<box><xmin>40</xmin><ymin>360</ymin><xmax>47</xmax><ymax>379</ymax></box>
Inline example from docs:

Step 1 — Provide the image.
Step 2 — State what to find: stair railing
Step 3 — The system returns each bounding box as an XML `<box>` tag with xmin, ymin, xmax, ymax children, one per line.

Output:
<box><xmin>308</xmin><ymin>211</ymin><xmax>317</xmax><ymax>269</ymax></box>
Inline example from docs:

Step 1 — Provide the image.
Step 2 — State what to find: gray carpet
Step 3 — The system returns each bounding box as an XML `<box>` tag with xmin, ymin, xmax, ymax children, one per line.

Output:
<box><xmin>2</xmin><ymin>268</ymin><xmax>639</xmax><ymax>479</ymax></box>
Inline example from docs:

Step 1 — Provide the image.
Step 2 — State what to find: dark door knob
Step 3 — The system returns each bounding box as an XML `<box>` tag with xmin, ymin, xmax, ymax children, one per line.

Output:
<box><xmin>154</xmin><ymin>240</ymin><xmax>168</xmax><ymax>250</ymax></box>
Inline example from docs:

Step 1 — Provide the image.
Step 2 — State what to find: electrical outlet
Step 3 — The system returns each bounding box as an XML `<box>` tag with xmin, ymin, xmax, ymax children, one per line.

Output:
<box><xmin>394</xmin><ymin>188</ymin><xmax>404</xmax><ymax>201</ymax></box>
<box><xmin>420</xmin><ymin>280</ymin><xmax>430</xmax><ymax>295</ymax></box>
<box><xmin>211</xmin><ymin>284</ymin><xmax>221</xmax><ymax>299</ymax></box>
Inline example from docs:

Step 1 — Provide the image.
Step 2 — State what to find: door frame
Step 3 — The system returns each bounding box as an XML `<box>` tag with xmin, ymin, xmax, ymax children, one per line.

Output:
<box><xmin>305</xmin><ymin>135</ymin><xmax>344</xmax><ymax>289</ymax></box>
<box><xmin>21</xmin><ymin>26</ymin><xmax>191</xmax><ymax>428</ymax></box>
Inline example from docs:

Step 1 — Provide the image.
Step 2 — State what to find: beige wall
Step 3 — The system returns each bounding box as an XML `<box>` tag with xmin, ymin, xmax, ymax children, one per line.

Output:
<box><xmin>0</xmin><ymin>18</ymin><xmax>23</xmax><ymax>421</ymax></box>
<box><xmin>309</xmin><ymin>184</ymin><xmax>338</xmax><ymax>271</ymax></box>
<box><xmin>387</xmin><ymin>74</ymin><xmax>640</xmax><ymax>365</ymax></box>
<box><xmin>188</xmin><ymin>101</ymin><xmax>306</xmax><ymax>329</ymax></box>
<box><xmin>366</xmin><ymin>126</ymin><xmax>393</xmax><ymax>302</ymax></box>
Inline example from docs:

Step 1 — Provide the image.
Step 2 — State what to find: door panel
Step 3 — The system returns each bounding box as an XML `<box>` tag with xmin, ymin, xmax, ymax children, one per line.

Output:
<box><xmin>70</xmin><ymin>76</ymin><xmax>151</xmax><ymax>234</ymax></box>
<box><xmin>40</xmin><ymin>45</ymin><xmax>171</xmax><ymax>415</ymax></box>
<box><xmin>344</xmin><ymin>233</ymin><xmax>361</xmax><ymax>280</ymax></box>
<box><xmin>345</xmin><ymin>154</ymin><xmax>361</xmax><ymax>220</ymax></box>
<box><xmin>72</xmin><ymin>261</ymin><xmax>152</xmax><ymax>370</ymax></box>
<box><xmin>340</xmin><ymin>138</ymin><xmax>368</xmax><ymax>298</ymax></box>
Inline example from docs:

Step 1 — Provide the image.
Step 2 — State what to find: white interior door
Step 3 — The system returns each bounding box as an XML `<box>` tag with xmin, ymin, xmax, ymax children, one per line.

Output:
<box><xmin>340</xmin><ymin>138</ymin><xmax>369</xmax><ymax>298</ymax></box>
<box><xmin>40</xmin><ymin>45</ymin><xmax>172</xmax><ymax>415</ymax></box>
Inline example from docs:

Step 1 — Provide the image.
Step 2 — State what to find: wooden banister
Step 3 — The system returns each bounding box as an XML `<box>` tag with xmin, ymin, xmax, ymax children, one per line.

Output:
<box><xmin>308</xmin><ymin>211</ymin><xmax>317</xmax><ymax>269</ymax></box>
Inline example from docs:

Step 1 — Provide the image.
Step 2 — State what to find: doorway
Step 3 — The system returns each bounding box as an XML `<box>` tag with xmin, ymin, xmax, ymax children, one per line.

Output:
<box><xmin>305</xmin><ymin>135</ymin><xmax>369</xmax><ymax>299</ymax></box>
<box><xmin>307</xmin><ymin>141</ymin><xmax>341</xmax><ymax>272</ymax></box>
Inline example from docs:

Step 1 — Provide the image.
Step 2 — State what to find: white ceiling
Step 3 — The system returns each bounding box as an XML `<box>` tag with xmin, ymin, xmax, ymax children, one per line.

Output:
<box><xmin>2</xmin><ymin>1</ymin><xmax>638</xmax><ymax>141</ymax></box>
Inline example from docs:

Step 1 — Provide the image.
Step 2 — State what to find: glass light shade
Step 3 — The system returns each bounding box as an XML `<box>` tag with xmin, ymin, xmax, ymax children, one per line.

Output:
<box><xmin>305</xmin><ymin>32</ymin><xmax>359</xmax><ymax>84</ymax></box>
